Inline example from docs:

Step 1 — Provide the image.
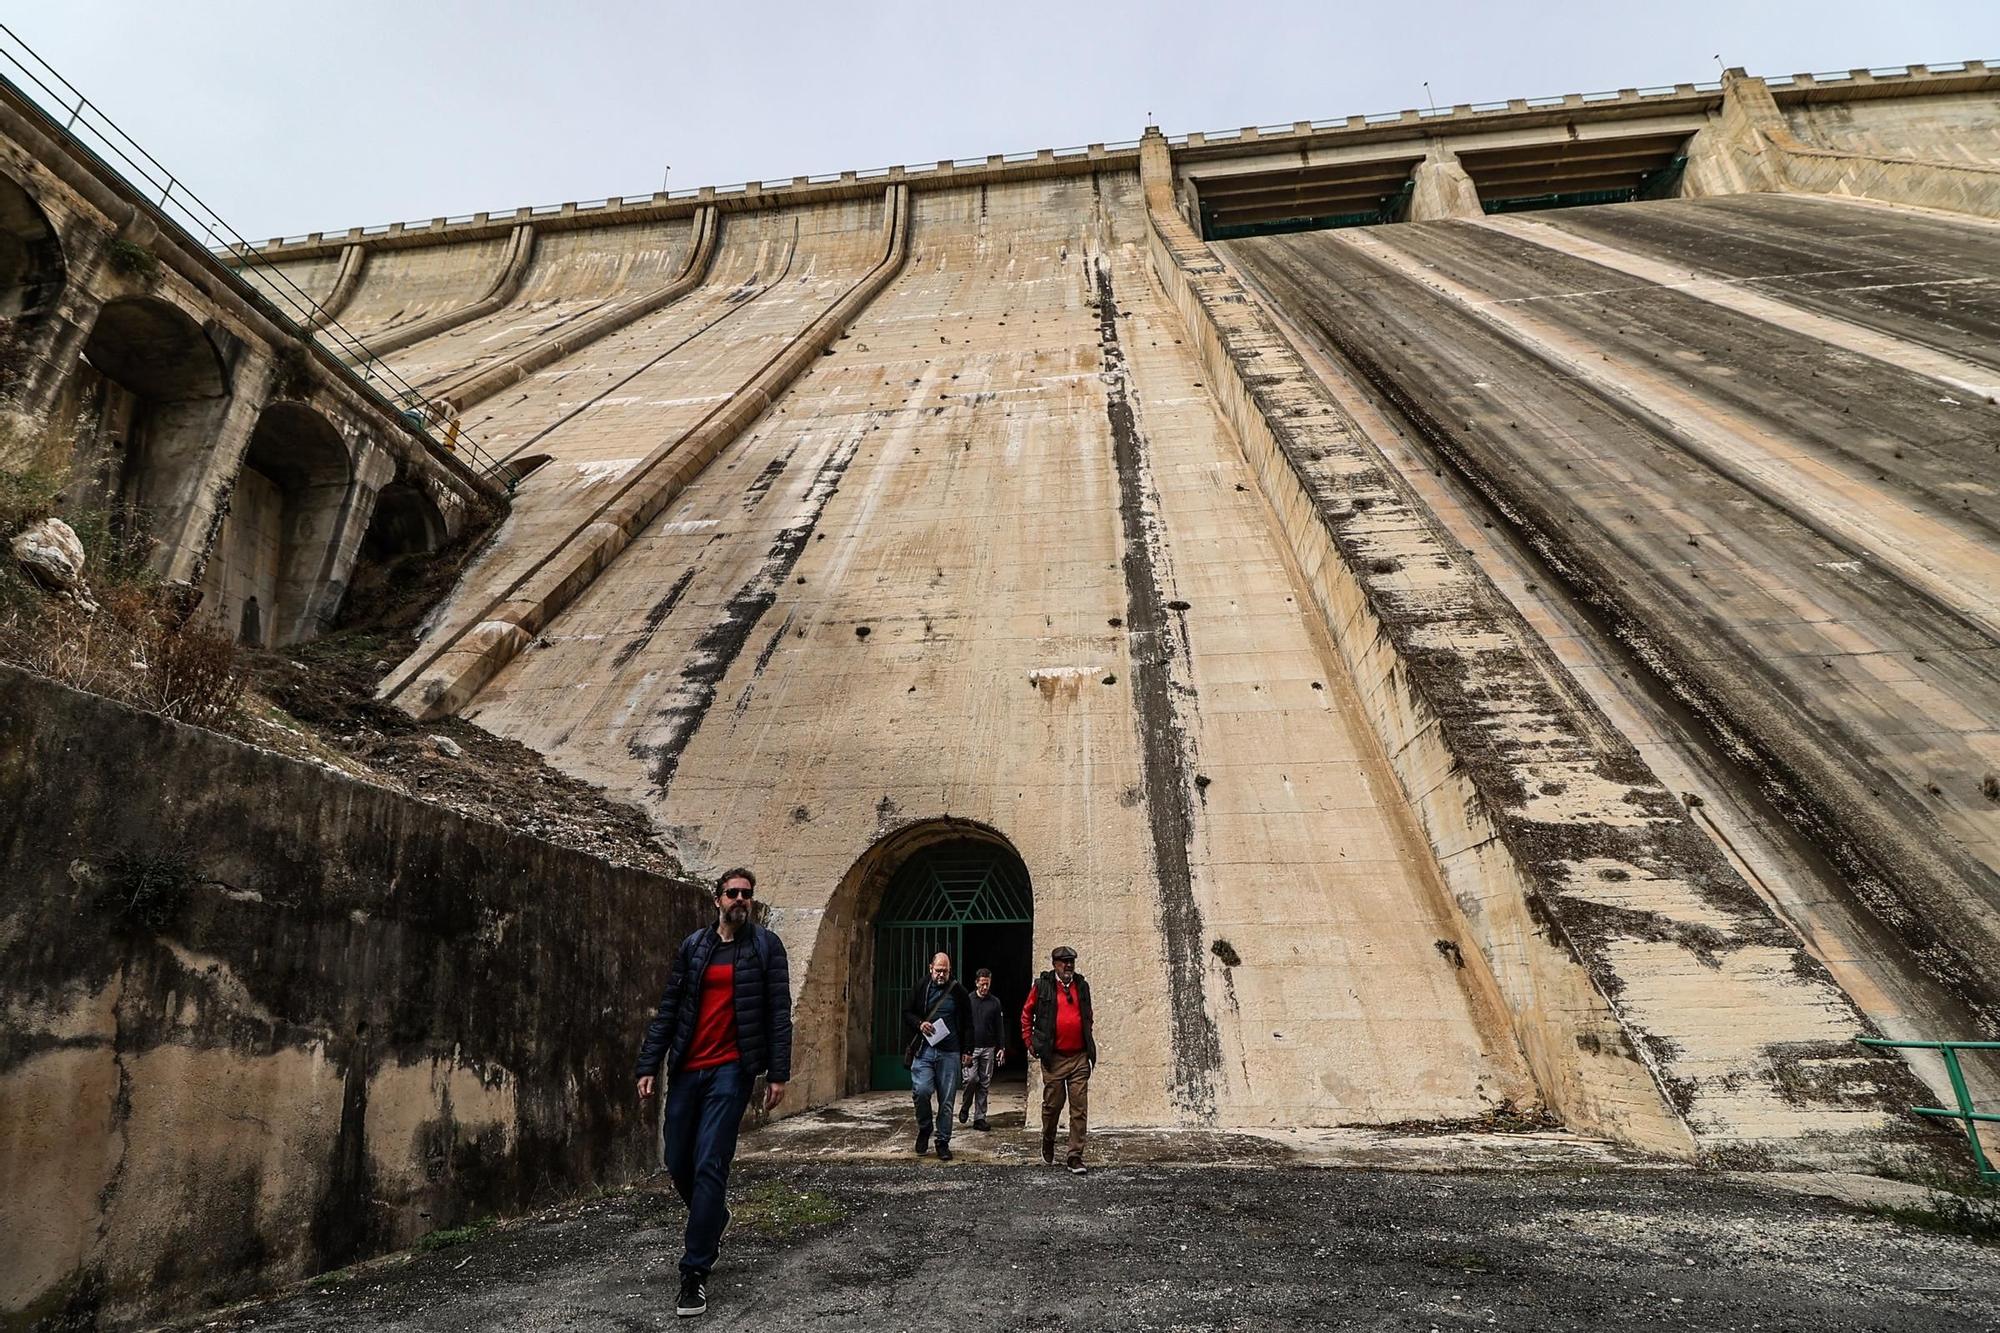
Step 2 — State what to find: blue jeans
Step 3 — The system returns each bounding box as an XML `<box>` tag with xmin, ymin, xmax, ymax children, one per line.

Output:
<box><xmin>663</xmin><ymin>1061</ymin><xmax>752</xmax><ymax>1276</ymax></box>
<box><xmin>911</xmin><ymin>1044</ymin><xmax>962</xmax><ymax>1144</ymax></box>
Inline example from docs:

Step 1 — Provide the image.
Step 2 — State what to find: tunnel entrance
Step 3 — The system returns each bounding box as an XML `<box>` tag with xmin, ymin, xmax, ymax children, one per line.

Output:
<box><xmin>868</xmin><ymin>838</ymin><xmax>1033</xmax><ymax>1091</ymax></box>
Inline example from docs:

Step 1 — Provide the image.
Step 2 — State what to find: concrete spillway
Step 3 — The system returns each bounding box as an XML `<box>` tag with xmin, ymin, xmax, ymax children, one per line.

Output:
<box><xmin>454</xmin><ymin>174</ymin><xmax>1536</xmax><ymax>1126</ymax></box>
<box><xmin>241</xmin><ymin>68</ymin><xmax>2000</xmax><ymax>1169</ymax></box>
<box><xmin>382</xmin><ymin>215</ymin><xmax>698</xmax><ymax>390</ymax></box>
<box><xmin>1222</xmin><ymin>198</ymin><xmax>2000</xmax><ymax>1048</ymax></box>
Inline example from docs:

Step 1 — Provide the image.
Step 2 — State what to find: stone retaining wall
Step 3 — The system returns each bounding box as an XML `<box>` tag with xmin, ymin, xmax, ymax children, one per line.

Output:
<box><xmin>0</xmin><ymin>666</ymin><xmax>703</xmax><ymax>1328</ymax></box>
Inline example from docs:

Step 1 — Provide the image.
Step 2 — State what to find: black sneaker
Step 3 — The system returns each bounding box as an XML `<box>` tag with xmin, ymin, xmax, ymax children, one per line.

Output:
<box><xmin>676</xmin><ymin>1271</ymin><xmax>707</xmax><ymax>1318</ymax></box>
<box><xmin>957</xmin><ymin>1106</ymin><xmax>969</xmax><ymax>1124</ymax></box>
<box><xmin>1067</xmin><ymin>1156</ymin><xmax>1088</xmax><ymax>1175</ymax></box>
<box><xmin>973</xmin><ymin>1118</ymin><xmax>990</xmax><ymax>1132</ymax></box>
<box><xmin>937</xmin><ymin>1141</ymin><xmax>953</xmax><ymax>1161</ymax></box>
<box><xmin>915</xmin><ymin>1128</ymin><xmax>931</xmax><ymax>1156</ymax></box>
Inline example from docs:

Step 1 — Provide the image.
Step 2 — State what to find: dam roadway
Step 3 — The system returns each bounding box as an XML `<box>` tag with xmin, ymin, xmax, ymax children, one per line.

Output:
<box><xmin>1222</xmin><ymin>194</ymin><xmax>2000</xmax><ymax>1040</ymax></box>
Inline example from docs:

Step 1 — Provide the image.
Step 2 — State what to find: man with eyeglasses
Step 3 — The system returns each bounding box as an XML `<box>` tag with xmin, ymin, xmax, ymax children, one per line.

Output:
<box><xmin>636</xmin><ymin>867</ymin><xmax>792</xmax><ymax>1318</ymax></box>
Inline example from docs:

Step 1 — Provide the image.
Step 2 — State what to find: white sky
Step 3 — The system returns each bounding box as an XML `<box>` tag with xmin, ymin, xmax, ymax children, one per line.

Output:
<box><xmin>11</xmin><ymin>1</ymin><xmax>2000</xmax><ymax>239</ymax></box>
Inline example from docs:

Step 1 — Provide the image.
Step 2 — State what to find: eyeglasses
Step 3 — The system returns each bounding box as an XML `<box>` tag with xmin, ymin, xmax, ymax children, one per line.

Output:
<box><xmin>721</xmin><ymin>886</ymin><xmax>755</xmax><ymax>901</ymax></box>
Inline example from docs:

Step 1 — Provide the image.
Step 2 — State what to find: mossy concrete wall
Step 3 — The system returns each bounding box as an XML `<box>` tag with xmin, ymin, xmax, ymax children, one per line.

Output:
<box><xmin>0</xmin><ymin>666</ymin><xmax>704</xmax><ymax>1328</ymax></box>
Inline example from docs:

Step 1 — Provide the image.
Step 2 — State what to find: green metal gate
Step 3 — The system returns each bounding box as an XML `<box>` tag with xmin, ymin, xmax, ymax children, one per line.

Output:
<box><xmin>869</xmin><ymin>841</ymin><xmax>1033</xmax><ymax>1090</ymax></box>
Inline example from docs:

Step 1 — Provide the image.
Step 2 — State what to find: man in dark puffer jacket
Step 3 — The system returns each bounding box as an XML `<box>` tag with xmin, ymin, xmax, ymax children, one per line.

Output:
<box><xmin>637</xmin><ymin>867</ymin><xmax>793</xmax><ymax>1318</ymax></box>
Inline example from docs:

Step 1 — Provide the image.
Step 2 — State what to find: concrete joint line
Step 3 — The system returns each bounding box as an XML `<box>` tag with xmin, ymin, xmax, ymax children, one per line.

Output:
<box><xmin>381</xmin><ymin>186</ymin><xmax>910</xmax><ymax>719</ymax></box>
<box><xmin>342</xmin><ymin>223</ymin><xmax>539</xmax><ymax>361</ymax></box>
<box><xmin>436</xmin><ymin>205</ymin><xmax>720</xmax><ymax>412</ymax></box>
<box><xmin>1342</xmin><ymin>228</ymin><xmax>2000</xmax><ymax>643</ymax></box>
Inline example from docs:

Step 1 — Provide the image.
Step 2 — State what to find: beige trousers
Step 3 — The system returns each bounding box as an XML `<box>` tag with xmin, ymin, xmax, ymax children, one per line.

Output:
<box><xmin>1040</xmin><ymin>1050</ymin><xmax>1090</xmax><ymax>1160</ymax></box>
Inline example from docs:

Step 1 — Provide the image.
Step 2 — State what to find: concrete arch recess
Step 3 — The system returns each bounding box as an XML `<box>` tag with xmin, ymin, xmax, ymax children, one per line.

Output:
<box><xmin>797</xmin><ymin>818</ymin><xmax>1034</xmax><ymax>1106</ymax></box>
<box><xmin>360</xmin><ymin>480</ymin><xmax>446</xmax><ymax>562</ymax></box>
<box><xmin>0</xmin><ymin>170</ymin><xmax>63</xmax><ymax>329</ymax></box>
<box><xmin>199</xmin><ymin>400</ymin><xmax>353</xmax><ymax>647</ymax></box>
<box><xmin>69</xmin><ymin>294</ymin><xmax>228</xmax><ymax>511</ymax></box>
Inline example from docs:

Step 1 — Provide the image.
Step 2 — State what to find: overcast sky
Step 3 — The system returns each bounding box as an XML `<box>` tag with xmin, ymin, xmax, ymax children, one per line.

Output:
<box><xmin>12</xmin><ymin>1</ymin><xmax>2000</xmax><ymax>239</ymax></box>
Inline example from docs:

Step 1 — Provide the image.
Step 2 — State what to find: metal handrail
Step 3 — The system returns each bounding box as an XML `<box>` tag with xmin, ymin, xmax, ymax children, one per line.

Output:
<box><xmin>70</xmin><ymin>47</ymin><xmax>1992</xmax><ymax>260</ymax></box>
<box><xmin>1859</xmin><ymin>1036</ymin><xmax>2000</xmax><ymax>1180</ymax></box>
<box><xmin>0</xmin><ymin>23</ymin><xmax>503</xmax><ymax>480</ymax></box>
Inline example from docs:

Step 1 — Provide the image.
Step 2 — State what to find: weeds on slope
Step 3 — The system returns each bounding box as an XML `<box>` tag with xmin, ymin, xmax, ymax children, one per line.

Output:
<box><xmin>1</xmin><ymin>442</ymin><xmax>245</xmax><ymax>726</ymax></box>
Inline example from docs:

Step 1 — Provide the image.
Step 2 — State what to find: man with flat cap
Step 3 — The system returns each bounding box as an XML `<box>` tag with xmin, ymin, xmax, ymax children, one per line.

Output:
<box><xmin>1019</xmin><ymin>944</ymin><xmax>1096</xmax><ymax>1174</ymax></box>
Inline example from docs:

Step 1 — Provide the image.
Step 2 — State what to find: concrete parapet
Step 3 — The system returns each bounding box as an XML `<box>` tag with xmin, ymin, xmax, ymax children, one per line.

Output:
<box><xmin>1136</xmin><ymin>131</ymin><xmax>1937</xmax><ymax>1167</ymax></box>
<box><xmin>381</xmin><ymin>185</ymin><xmax>912</xmax><ymax>719</ymax></box>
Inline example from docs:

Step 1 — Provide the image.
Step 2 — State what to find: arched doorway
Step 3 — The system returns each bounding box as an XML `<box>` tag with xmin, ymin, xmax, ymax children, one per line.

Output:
<box><xmin>868</xmin><ymin>837</ymin><xmax>1033</xmax><ymax>1090</ymax></box>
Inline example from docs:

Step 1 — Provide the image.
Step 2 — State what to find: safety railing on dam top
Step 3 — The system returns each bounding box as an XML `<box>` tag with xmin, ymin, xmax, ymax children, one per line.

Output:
<box><xmin>1859</xmin><ymin>1036</ymin><xmax>2000</xmax><ymax>1182</ymax></box>
<box><xmin>0</xmin><ymin>24</ymin><xmax>505</xmax><ymax>482</ymax></box>
<box><xmin>228</xmin><ymin>55</ymin><xmax>1989</xmax><ymax>254</ymax></box>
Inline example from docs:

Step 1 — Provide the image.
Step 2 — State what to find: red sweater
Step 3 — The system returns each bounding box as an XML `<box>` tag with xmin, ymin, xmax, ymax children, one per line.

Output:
<box><xmin>1021</xmin><ymin>976</ymin><xmax>1087</xmax><ymax>1055</ymax></box>
<box><xmin>681</xmin><ymin>950</ymin><xmax>740</xmax><ymax>1072</ymax></box>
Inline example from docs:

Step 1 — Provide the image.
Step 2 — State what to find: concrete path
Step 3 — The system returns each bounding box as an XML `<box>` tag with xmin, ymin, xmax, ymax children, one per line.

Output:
<box><xmin>179</xmin><ymin>1156</ymin><xmax>2000</xmax><ymax>1331</ymax></box>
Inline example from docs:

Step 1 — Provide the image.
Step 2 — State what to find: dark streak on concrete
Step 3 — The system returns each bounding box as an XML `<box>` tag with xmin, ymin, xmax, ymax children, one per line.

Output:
<box><xmin>637</xmin><ymin>428</ymin><xmax>865</xmax><ymax>796</ymax></box>
<box><xmin>734</xmin><ymin>611</ymin><xmax>796</xmax><ymax>716</ymax></box>
<box><xmin>1094</xmin><ymin>256</ymin><xmax>1222</xmax><ymax>1116</ymax></box>
<box><xmin>609</xmin><ymin>565</ymin><xmax>699</xmax><ymax>670</ymax></box>
<box><xmin>742</xmin><ymin>441</ymin><xmax>800</xmax><ymax>511</ymax></box>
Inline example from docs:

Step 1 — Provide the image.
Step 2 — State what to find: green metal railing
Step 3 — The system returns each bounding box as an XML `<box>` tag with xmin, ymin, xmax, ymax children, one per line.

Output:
<box><xmin>1859</xmin><ymin>1036</ymin><xmax>2000</xmax><ymax>1180</ymax></box>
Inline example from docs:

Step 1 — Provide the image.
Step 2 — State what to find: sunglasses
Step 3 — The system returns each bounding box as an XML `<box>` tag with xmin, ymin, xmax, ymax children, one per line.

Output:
<box><xmin>721</xmin><ymin>886</ymin><xmax>755</xmax><ymax>901</ymax></box>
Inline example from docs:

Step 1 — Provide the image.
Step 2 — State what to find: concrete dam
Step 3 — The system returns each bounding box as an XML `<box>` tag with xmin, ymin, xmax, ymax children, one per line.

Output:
<box><xmin>7</xmin><ymin>52</ymin><xmax>2000</xmax><ymax>1322</ymax></box>
<box><xmin>261</xmin><ymin>65</ymin><xmax>1999</xmax><ymax>1154</ymax></box>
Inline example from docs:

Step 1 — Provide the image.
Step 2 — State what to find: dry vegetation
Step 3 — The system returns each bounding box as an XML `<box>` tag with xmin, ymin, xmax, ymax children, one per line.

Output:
<box><xmin>1</xmin><ymin>437</ymin><xmax>246</xmax><ymax>726</ymax></box>
<box><xmin>1</xmin><ymin>415</ymin><xmax>681</xmax><ymax>878</ymax></box>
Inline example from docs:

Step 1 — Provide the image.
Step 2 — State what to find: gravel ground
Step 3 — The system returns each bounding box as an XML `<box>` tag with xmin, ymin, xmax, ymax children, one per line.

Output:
<box><xmin>178</xmin><ymin>1161</ymin><xmax>2000</xmax><ymax>1332</ymax></box>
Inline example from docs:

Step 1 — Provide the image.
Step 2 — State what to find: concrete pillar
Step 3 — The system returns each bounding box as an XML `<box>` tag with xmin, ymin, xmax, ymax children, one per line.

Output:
<box><xmin>1680</xmin><ymin>70</ymin><xmax>1791</xmax><ymax>198</ymax></box>
<box><xmin>288</xmin><ymin>434</ymin><xmax>394</xmax><ymax>643</ymax></box>
<box><xmin>6</xmin><ymin>283</ymin><xmax>104</xmax><ymax>438</ymax></box>
<box><xmin>1406</xmin><ymin>145</ymin><xmax>1483</xmax><ymax>221</ymax></box>
<box><xmin>1140</xmin><ymin>127</ymin><xmax>1174</xmax><ymax>198</ymax></box>
<box><xmin>145</xmin><ymin>352</ymin><xmax>280</xmax><ymax>587</ymax></box>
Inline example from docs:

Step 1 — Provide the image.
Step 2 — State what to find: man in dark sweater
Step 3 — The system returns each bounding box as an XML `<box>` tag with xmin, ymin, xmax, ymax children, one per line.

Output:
<box><xmin>903</xmin><ymin>952</ymin><xmax>972</xmax><ymax>1160</ymax></box>
<box><xmin>957</xmin><ymin>967</ymin><xmax>1008</xmax><ymax>1131</ymax></box>
<box><xmin>636</xmin><ymin>868</ymin><xmax>792</xmax><ymax>1318</ymax></box>
<box><xmin>1020</xmin><ymin>944</ymin><xmax>1096</xmax><ymax>1174</ymax></box>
